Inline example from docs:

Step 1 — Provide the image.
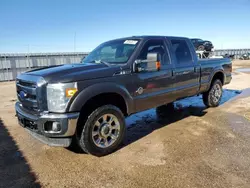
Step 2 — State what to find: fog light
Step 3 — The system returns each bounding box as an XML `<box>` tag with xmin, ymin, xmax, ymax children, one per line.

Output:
<box><xmin>52</xmin><ymin>122</ymin><xmax>61</xmax><ymax>132</ymax></box>
<box><xmin>44</xmin><ymin>121</ymin><xmax>61</xmax><ymax>133</ymax></box>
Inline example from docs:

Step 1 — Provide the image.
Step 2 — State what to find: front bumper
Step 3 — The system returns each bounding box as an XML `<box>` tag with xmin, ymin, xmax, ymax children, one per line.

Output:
<box><xmin>15</xmin><ymin>102</ymin><xmax>79</xmax><ymax>146</ymax></box>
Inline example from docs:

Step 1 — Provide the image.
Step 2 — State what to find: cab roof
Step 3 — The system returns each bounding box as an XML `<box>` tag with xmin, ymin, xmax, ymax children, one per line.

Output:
<box><xmin>111</xmin><ymin>35</ymin><xmax>189</xmax><ymax>41</ymax></box>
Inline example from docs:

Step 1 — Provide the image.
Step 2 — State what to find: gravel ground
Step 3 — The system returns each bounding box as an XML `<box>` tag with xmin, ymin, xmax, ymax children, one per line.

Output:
<box><xmin>0</xmin><ymin>60</ymin><xmax>250</xmax><ymax>188</ymax></box>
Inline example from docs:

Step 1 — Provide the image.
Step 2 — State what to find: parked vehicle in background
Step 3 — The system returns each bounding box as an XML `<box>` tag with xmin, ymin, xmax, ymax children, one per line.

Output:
<box><xmin>15</xmin><ymin>36</ymin><xmax>232</xmax><ymax>156</ymax></box>
<box><xmin>240</xmin><ymin>53</ymin><xmax>250</xmax><ymax>60</ymax></box>
<box><xmin>223</xmin><ymin>54</ymin><xmax>235</xmax><ymax>60</ymax></box>
<box><xmin>191</xmin><ymin>38</ymin><xmax>214</xmax><ymax>52</ymax></box>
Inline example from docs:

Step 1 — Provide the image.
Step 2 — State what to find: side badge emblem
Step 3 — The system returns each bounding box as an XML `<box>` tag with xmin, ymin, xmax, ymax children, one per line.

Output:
<box><xmin>136</xmin><ymin>87</ymin><xmax>144</xmax><ymax>95</ymax></box>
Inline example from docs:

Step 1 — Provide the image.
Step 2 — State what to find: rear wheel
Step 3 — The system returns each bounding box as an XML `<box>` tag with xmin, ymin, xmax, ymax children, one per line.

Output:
<box><xmin>77</xmin><ymin>105</ymin><xmax>126</xmax><ymax>156</ymax></box>
<box><xmin>203</xmin><ymin>79</ymin><xmax>223</xmax><ymax>107</ymax></box>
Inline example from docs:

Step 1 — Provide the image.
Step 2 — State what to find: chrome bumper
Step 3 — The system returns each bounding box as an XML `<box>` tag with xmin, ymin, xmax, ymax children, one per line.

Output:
<box><xmin>15</xmin><ymin>102</ymin><xmax>79</xmax><ymax>138</ymax></box>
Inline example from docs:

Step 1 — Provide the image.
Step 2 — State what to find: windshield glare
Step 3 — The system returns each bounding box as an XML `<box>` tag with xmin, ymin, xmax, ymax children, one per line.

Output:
<box><xmin>82</xmin><ymin>39</ymin><xmax>139</xmax><ymax>65</ymax></box>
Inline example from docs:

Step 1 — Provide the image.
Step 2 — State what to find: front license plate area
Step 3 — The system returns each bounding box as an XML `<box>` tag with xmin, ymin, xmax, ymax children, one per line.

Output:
<box><xmin>17</xmin><ymin>112</ymin><xmax>26</xmax><ymax>127</ymax></box>
<box><xmin>16</xmin><ymin>112</ymin><xmax>38</xmax><ymax>130</ymax></box>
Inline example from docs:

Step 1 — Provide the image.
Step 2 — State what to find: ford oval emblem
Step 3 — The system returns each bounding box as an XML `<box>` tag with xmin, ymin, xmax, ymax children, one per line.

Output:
<box><xmin>19</xmin><ymin>91</ymin><xmax>27</xmax><ymax>99</ymax></box>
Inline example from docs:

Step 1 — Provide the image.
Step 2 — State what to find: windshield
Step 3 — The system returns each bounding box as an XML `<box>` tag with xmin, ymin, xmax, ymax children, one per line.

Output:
<box><xmin>82</xmin><ymin>39</ymin><xmax>139</xmax><ymax>65</ymax></box>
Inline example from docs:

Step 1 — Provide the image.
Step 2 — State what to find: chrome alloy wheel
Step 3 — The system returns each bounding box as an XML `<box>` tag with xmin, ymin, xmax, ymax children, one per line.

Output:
<box><xmin>211</xmin><ymin>83</ymin><xmax>222</xmax><ymax>103</ymax></box>
<box><xmin>92</xmin><ymin>114</ymin><xmax>120</xmax><ymax>148</ymax></box>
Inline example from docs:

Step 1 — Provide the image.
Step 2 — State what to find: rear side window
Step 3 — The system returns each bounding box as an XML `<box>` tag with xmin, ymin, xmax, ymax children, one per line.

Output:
<box><xmin>138</xmin><ymin>39</ymin><xmax>170</xmax><ymax>65</ymax></box>
<box><xmin>171</xmin><ymin>39</ymin><xmax>193</xmax><ymax>65</ymax></box>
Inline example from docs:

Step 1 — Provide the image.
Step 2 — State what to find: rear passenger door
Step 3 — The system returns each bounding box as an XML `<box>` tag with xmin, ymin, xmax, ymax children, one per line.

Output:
<box><xmin>169</xmin><ymin>38</ymin><xmax>200</xmax><ymax>99</ymax></box>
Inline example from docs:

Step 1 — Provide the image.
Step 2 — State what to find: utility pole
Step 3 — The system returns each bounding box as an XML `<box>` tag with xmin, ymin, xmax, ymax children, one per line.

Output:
<box><xmin>27</xmin><ymin>44</ymin><xmax>30</xmax><ymax>69</ymax></box>
<box><xmin>74</xmin><ymin>32</ymin><xmax>76</xmax><ymax>63</ymax></box>
<box><xmin>4</xmin><ymin>56</ymin><xmax>7</xmax><ymax>81</ymax></box>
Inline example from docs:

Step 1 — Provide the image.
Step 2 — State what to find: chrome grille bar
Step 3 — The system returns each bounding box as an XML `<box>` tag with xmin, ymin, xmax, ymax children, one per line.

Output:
<box><xmin>16</xmin><ymin>74</ymin><xmax>46</xmax><ymax>113</ymax></box>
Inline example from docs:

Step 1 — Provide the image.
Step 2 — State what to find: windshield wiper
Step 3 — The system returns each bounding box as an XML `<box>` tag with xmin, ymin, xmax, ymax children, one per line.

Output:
<box><xmin>89</xmin><ymin>60</ymin><xmax>110</xmax><ymax>66</ymax></box>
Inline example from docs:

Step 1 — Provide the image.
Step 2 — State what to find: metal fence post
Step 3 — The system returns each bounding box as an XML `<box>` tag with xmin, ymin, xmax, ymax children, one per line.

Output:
<box><xmin>0</xmin><ymin>56</ymin><xmax>3</xmax><ymax>81</ymax></box>
<box><xmin>5</xmin><ymin>56</ymin><xmax>8</xmax><ymax>81</ymax></box>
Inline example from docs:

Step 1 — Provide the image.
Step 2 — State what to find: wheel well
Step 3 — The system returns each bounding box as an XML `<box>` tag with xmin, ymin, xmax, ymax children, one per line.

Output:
<box><xmin>75</xmin><ymin>93</ymin><xmax>128</xmax><ymax>136</ymax></box>
<box><xmin>212</xmin><ymin>72</ymin><xmax>224</xmax><ymax>85</ymax></box>
<box><xmin>79</xmin><ymin>92</ymin><xmax>127</xmax><ymax>119</ymax></box>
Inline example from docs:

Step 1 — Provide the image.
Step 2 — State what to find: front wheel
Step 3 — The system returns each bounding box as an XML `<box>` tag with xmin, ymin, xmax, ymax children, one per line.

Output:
<box><xmin>203</xmin><ymin>79</ymin><xmax>223</xmax><ymax>107</ymax></box>
<box><xmin>77</xmin><ymin>105</ymin><xmax>126</xmax><ymax>156</ymax></box>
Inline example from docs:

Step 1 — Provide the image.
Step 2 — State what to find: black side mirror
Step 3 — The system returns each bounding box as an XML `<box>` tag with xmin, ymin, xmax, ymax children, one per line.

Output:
<box><xmin>133</xmin><ymin>53</ymin><xmax>161</xmax><ymax>73</ymax></box>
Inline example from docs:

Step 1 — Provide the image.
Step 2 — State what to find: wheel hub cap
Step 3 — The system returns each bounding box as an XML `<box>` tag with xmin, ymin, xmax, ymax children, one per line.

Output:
<box><xmin>92</xmin><ymin>114</ymin><xmax>120</xmax><ymax>148</ymax></box>
<box><xmin>212</xmin><ymin>83</ymin><xmax>222</xmax><ymax>103</ymax></box>
<box><xmin>100</xmin><ymin>124</ymin><xmax>110</xmax><ymax>137</ymax></box>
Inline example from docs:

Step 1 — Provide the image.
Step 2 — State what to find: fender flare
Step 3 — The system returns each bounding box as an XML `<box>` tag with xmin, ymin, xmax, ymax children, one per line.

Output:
<box><xmin>68</xmin><ymin>82</ymin><xmax>134</xmax><ymax>114</ymax></box>
<box><xmin>206</xmin><ymin>67</ymin><xmax>225</xmax><ymax>91</ymax></box>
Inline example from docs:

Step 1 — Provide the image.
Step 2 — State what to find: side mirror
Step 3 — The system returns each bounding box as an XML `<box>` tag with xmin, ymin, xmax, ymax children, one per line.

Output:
<box><xmin>133</xmin><ymin>53</ymin><xmax>161</xmax><ymax>73</ymax></box>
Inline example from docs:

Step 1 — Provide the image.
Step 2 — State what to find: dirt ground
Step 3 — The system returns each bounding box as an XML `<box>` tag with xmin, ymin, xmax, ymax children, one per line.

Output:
<box><xmin>1</xmin><ymin>60</ymin><xmax>250</xmax><ymax>188</ymax></box>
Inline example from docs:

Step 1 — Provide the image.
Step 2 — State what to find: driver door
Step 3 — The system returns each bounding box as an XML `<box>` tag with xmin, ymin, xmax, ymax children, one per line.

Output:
<box><xmin>132</xmin><ymin>39</ymin><xmax>175</xmax><ymax>112</ymax></box>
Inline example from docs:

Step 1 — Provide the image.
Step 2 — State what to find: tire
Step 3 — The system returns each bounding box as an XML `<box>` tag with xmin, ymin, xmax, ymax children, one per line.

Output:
<box><xmin>156</xmin><ymin>102</ymin><xmax>175</xmax><ymax>118</ymax></box>
<box><xmin>77</xmin><ymin>105</ymin><xmax>126</xmax><ymax>156</ymax></box>
<box><xmin>198</xmin><ymin>45</ymin><xmax>205</xmax><ymax>51</ymax></box>
<box><xmin>203</xmin><ymin>79</ymin><xmax>223</xmax><ymax>107</ymax></box>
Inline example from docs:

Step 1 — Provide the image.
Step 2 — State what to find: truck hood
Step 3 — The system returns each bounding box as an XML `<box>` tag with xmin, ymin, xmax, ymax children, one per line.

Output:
<box><xmin>26</xmin><ymin>63</ymin><xmax>116</xmax><ymax>83</ymax></box>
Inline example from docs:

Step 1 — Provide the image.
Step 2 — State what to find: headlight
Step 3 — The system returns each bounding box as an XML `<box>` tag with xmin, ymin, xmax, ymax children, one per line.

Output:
<box><xmin>47</xmin><ymin>82</ymin><xmax>78</xmax><ymax>112</ymax></box>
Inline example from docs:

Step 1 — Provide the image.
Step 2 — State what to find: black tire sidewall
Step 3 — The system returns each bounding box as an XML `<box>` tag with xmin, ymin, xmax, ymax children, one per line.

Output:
<box><xmin>78</xmin><ymin>105</ymin><xmax>126</xmax><ymax>156</ymax></box>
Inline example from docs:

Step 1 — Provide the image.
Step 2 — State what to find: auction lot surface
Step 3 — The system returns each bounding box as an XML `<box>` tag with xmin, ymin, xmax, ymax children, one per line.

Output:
<box><xmin>1</xmin><ymin>60</ymin><xmax>250</xmax><ymax>188</ymax></box>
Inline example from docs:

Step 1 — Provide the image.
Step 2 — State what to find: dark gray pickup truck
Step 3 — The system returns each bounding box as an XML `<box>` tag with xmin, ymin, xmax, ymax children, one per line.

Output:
<box><xmin>15</xmin><ymin>36</ymin><xmax>232</xmax><ymax>156</ymax></box>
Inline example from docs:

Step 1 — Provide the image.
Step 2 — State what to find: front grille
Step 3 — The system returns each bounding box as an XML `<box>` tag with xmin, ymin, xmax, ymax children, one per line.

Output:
<box><xmin>16</xmin><ymin>74</ymin><xmax>47</xmax><ymax>113</ymax></box>
<box><xmin>18</xmin><ymin>80</ymin><xmax>36</xmax><ymax>88</ymax></box>
<box><xmin>16</xmin><ymin>79</ymin><xmax>39</xmax><ymax>112</ymax></box>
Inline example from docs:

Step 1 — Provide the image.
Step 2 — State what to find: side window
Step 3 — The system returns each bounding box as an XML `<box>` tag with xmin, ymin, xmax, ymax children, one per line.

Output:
<box><xmin>171</xmin><ymin>39</ymin><xmax>193</xmax><ymax>65</ymax></box>
<box><xmin>138</xmin><ymin>39</ymin><xmax>170</xmax><ymax>65</ymax></box>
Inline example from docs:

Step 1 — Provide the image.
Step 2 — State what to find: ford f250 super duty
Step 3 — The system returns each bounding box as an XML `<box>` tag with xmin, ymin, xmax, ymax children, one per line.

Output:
<box><xmin>15</xmin><ymin>36</ymin><xmax>232</xmax><ymax>156</ymax></box>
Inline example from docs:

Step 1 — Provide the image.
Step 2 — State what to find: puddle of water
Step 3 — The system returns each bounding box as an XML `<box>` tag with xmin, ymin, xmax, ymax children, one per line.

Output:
<box><xmin>221</xmin><ymin>89</ymin><xmax>242</xmax><ymax>104</ymax></box>
<box><xmin>236</xmin><ymin>68</ymin><xmax>250</xmax><ymax>73</ymax></box>
<box><xmin>126</xmin><ymin>89</ymin><xmax>241</xmax><ymax>127</ymax></box>
<box><xmin>126</xmin><ymin>109</ymin><xmax>156</xmax><ymax>127</ymax></box>
<box><xmin>172</xmin><ymin>89</ymin><xmax>241</xmax><ymax>109</ymax></box>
